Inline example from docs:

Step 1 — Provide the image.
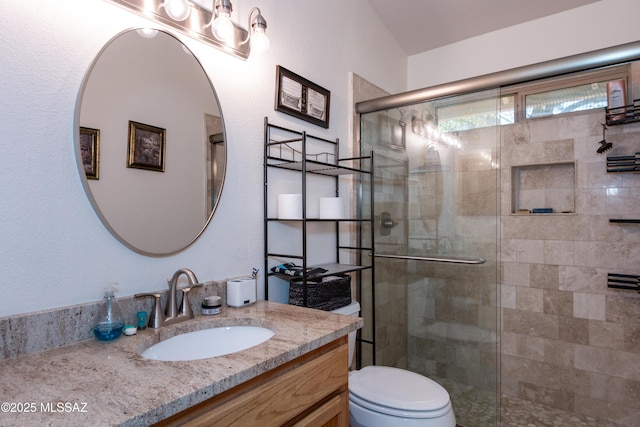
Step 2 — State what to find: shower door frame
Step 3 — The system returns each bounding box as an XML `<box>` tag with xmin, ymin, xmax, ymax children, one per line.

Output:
<box><xmin>355</xmin><ymin>39</ymin><xmax>640</xmax><ymax>427</ymax></box>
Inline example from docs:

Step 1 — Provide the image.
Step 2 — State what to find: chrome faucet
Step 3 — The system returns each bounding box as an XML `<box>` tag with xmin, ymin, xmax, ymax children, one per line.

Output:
<box><xmin>135</xmin><ymin>268</ymin><xmax>202</xmax><ymax>328</ymax></box>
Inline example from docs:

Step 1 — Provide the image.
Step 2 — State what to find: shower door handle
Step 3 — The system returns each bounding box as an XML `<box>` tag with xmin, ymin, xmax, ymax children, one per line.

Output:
<box><xmin>371</xmin><ymin>252</ymin><xmax>486</xmax><ymax>265</ymax></box>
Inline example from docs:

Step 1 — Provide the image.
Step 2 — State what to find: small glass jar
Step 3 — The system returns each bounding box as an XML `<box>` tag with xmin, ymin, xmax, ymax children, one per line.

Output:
<box><xmin>202</xmin><ymin>296</ymin><xmax>222</xmax><ymax>315</ymax></box>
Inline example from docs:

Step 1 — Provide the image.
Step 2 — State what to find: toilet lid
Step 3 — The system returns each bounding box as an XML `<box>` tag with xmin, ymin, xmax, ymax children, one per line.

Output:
<box><xmin>349</xmin><ymin>366</ymin><xmax>450</xmax><ymax>412</ymax></box>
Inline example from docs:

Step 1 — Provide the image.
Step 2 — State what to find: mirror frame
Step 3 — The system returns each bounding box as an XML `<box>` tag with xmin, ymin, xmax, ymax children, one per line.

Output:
<box><xmin>74</xmin><ymin>28</ymin><xmax>227</xmax><ymax>256</ymax></box>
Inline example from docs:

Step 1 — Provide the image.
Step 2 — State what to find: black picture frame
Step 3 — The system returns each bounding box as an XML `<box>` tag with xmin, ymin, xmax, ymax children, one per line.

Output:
<box><xmin>275</xmin><ymin>65</ymin><xmax>330</xmax><ymax>128</ymax></box>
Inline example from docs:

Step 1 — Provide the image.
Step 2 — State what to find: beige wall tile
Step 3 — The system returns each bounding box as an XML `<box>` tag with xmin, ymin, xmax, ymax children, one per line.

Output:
<box><xmin>516</xmin><ymin>287</ymin><xmax>544</xmax><ymax>312</ymax></box>
<box><xmin>559</xmin><ymin>265</ymin><xmax>597</xmax><ymax>292</ymax></box>
<box><xmin>544</xmin><ymin>339</ymin><xmax>575</xmax><ymax>367</ymax></box>
<box><xmin>573</xmin><ymin>292</ymin><xmax>606</xmax><ymax>320</ymax></box>
<box><xmin>516</xmin><ymin>239</ymin><xmax>544</xmax><ymax>263</ymax></box>
<box><xmin>531</xmin><ymin>264</ymin><xmax>559</xmax><ymax>289</ymax></box>
<box><xmin>543</xmin><ymin>289</ymin><xmax>573</xmax><ymax>316</ymax></box>
<box><xmin>517</xmin><ymin>334</ymin><xmax>545</xmax><ymax>361</ymax></box>
<box><xmin>558</xmin><ymin>315</ymin><xmax>589</xmax><ymax>344</ymax></box>
<box><xmin>501</xmin><ymin>284</ymin><xmax>517</xmax><ymax>309</ymax></box>
<box><xmin>543</xmin><ymin>240</ymin><xmax>574</xmax><ymax>265</ymax></box>
<box><xmin>503</xmin><ymin>262</ymin><xmax>530</xmax><ymax>287</ymax></box>
<box><xmin>589</xmin><ymin>320</ymin><xmax>625</xmax><ymax>350</ymax></box>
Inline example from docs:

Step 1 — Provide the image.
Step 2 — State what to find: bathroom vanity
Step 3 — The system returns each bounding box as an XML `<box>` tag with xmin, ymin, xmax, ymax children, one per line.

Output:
<box><xmin>0</xmin><ymin>301</ymin><xmax>361</xmax><ymax>426</ymax></box>
<box><xmin>157</xmin><ymin>336</ymin><xmax>349</xmax><ymax>426</ymax></box>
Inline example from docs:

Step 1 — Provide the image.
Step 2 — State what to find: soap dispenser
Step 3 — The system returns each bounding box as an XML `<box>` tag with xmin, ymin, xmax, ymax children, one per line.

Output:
<box><xmin>93</xmin><ymin>283</ymin><xmax>125</xmax><ymax>341</ymax></box>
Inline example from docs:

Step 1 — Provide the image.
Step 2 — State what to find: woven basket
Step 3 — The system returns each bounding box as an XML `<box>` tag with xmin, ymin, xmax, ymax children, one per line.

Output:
<box><xmin>289</xmin><ymin>274</ymin><xmax>351</xmax><ymax>311</ymax></box>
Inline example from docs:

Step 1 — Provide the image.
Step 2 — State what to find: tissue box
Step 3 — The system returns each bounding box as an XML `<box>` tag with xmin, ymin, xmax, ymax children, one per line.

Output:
<box><xmin>227</xmin><ymin>278</ymin><xmax>256</xmax><ymax>307</ymax></box>
<box><xmin>289</xmin><ymin>274</ymin><xmax>351</xmax><ymax>311</ymax></box>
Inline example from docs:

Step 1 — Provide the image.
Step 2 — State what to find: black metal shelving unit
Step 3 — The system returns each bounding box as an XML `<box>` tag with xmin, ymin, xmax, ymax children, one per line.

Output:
<box><xmin>263</xmin><ymin>117</ymin><xmax>376</xmax><ymax>366</ymax></box>
<box><xmin>604</xmin><ymin>113</ymin><xmax>640</xmax><ymax>292</ymax></box>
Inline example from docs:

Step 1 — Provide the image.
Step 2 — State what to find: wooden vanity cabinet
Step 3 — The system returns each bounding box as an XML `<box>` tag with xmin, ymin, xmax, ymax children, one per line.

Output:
<box><xmin>155</xmin><ymin>336</ymin><xmax>349</xmax><ymax>427</ymax></box>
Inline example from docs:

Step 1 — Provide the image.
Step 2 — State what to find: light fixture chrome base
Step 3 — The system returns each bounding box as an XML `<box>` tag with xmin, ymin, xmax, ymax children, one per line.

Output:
<box><xmin>106</xmin><ymin>0</ymin><xmax>251</xmax><ymax>60</ymax></box>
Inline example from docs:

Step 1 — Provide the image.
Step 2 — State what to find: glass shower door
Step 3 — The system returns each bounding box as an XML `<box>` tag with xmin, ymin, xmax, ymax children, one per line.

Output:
<box><xmin>359</xmin><ymin>89</ymin><xmax>501</xmax><ymax>426</ymax></box>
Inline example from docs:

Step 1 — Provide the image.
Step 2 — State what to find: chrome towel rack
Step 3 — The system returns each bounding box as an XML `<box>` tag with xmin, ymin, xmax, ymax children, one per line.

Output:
<box><xmin>371</xmin><ymin>252</ymin><xmax>486</xmax><ymax>265</ymax></box>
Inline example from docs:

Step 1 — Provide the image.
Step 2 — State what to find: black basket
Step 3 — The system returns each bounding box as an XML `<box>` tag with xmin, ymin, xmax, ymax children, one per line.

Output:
<box><xmin>289</xmin><ymin>274</ymin><xmax>351</xmax><ymax>311</ymax></box>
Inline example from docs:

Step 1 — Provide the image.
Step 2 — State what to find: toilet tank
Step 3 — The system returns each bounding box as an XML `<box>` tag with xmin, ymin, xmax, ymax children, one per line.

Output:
<box><xmin>331</xmin><ymin>301</ymin><xmax>360</xmax><ymax>368</ymax></box>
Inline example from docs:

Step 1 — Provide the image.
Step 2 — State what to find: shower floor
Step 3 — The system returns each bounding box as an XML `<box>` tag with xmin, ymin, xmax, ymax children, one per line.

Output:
<box><xmin>434</xmin><ymin>377</ymin><xmax>621</xmax><ymax>427</ymax></box>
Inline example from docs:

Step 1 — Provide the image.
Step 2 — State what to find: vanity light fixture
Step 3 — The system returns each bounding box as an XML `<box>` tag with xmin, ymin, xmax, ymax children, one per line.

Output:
<box><xmin>105</xmin><ymin>0</ymin><xmax>269</xmax><ymax>60</ymax></box>
<box><xmin>209</xmin><ymin>0</ymin><xmax>270</xmax><ymax>53</ymax></box>
<box><xmin>210</xmin><ymin>0</ymin><xmax>234</xmax><ymax>42</ymax></box>
<box><xmin>243</xmin><ymin>7</ymin><xmax>270</xmax><ymax>53</ymax></box>
<box><xmin>162</xmin><ymin>0</ymin><xmax>191</xmax><ymax>21</ymax></box>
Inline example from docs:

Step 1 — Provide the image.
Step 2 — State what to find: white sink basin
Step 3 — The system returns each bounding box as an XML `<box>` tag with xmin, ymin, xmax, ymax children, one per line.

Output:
<box><xmin>141</xmin><ymin>326</ymin><xmax>275</xmax><ymax>361</ymax></box>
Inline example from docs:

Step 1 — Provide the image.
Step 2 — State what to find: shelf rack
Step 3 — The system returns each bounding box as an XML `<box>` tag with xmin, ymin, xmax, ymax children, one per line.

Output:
<box><xmin>605</xmin><ymin>117</ymin><xmax>640</xmax><ymax>288</ymax></box>
<box><xmin>605</xmin><ymin>99</ymin><xmax>640</xmax><ymax>126</ymax></box>
<box><xmin>607</xmin><ymin>273</ymin><xmax>640</xmax><ymax>293</ymax></box>
<box><xmin>263</xmin><ymin>117</ymin><xmax>374</xmax><ymax>305</ymax></box>
<box><xmin>263</xmin><ymin>117</ymin><xmax>376</xmax><ymax>366</ymax></box>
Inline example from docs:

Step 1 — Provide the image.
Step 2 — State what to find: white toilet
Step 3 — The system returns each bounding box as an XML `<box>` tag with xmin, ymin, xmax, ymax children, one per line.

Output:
<box><xmin>332</xmin><ymin>301</ymin><xmax>456</xmax><ymax>427</ymax></box>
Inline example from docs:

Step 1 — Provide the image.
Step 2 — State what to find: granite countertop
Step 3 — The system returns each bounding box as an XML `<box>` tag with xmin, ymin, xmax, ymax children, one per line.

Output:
<box><xmin>0</xmin><ymin>301</ymin><xmax>362</xmax><ymax>427</ymax></box>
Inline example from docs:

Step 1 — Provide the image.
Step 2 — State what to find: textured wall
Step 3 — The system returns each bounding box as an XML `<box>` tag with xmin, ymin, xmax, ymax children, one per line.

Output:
<box><xmin>0</xmin><ymin>0</ymin><xmax>407</xmax><ymax>317</ymax></box>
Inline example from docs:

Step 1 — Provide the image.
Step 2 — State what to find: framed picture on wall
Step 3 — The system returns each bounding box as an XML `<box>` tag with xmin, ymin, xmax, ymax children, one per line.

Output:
<box><xmin>79</xmin><ymin>127</ymin><xmax>100</xmax><ymax>180</ymax></box>
<box><xmin>127</xmin><ymin>121</ymin><xmax>166</xmax><ymax>172</ymax></box>
<box><xmin>275</xmin><ymin>65</ymin><xmax>331</xmax><ymax>128</ymax></box>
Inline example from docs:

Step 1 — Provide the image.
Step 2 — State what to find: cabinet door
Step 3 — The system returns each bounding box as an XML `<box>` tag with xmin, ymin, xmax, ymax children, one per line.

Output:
<box><xmin>291</xmin><ymin>392</ymin><xmax>349</xmax><ymax>427</ymax></box>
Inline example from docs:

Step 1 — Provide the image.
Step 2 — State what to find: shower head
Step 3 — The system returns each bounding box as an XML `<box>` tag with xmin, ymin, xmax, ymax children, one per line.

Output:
<box><xmin>597</xmin><ymin>140</ymin><xmax>613</xmax><ymax>154</ymax></box>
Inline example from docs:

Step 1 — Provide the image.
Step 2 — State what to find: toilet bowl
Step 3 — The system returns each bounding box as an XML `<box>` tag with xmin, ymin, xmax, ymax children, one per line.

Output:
<box><xmin>332</xmin><ymin>301</ymin><xmax>456</xmax><ymax>427</ymax></box>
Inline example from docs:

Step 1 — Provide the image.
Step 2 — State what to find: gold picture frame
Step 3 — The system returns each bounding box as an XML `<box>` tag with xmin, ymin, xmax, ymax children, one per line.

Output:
<box><xmin>79</xmin><ymin>127</ymin><xmax>100</xmax><ymax>180</ymax></box>
<box><xmin>127</xmin><ymin>121</ymin><xmax>166</xmax><ymax>172</ymax></box>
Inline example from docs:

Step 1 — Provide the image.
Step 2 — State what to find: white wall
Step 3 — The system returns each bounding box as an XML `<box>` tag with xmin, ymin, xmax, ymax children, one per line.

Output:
<box><xmin>0</xmin><ymin>0</ymin><xmax>406</xmax><ymax>316</ymax></box>
<box><xmin>408</xmin><ymin>0</ymin><xmax>640</xmax><ymax>90</ymax></box>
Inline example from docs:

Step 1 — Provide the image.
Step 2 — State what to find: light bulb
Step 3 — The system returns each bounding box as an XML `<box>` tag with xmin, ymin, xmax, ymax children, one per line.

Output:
<box><xmin>163</xmin><ymin>0</ymin><xmax>191</xmax><ymax>21</ymax></box>
<box><xmin>212</xmin><ymin>13</ymin><xmax>234</xmax><ymax>42</ymax></box>
<box><xmin>250</xmin><ymin>27</ymin><xmax>270</xmax><ymax>53</ymax></box>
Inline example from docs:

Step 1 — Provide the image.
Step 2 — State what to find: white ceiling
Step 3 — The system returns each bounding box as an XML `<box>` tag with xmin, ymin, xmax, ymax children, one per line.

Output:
<box><xmin>366</xmin><ymin>0</ymin><xmax>600</xmax><ymax>55</ymax></box>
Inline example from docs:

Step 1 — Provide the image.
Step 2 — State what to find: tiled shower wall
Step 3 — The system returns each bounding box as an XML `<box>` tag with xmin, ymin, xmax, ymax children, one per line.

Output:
<box><xmin>352</xmin><ymin>72</ymin><xmax>640</xmax><ymax>424</ymax></box>
<box><xmin>500</xmin><ymin>110</ymin><xmax>640</xmax><ymax>425</ymax></box>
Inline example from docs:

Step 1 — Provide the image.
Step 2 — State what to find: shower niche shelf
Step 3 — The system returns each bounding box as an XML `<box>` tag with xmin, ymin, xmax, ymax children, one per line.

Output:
<box><xmin>511</xmin><ymin>162</ymin><xmax>576</xmax><ymax>215</ymax></box>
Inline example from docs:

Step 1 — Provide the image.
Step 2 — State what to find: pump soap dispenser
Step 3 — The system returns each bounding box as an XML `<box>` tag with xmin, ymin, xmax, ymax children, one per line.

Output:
<box><xmin>93</xmin><ymin>283</ymin><xmax>125</xmax><ymax>341</ymax></box>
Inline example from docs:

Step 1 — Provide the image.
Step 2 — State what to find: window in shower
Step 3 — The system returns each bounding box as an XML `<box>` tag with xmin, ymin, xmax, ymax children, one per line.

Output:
<box><xmin>436</xmin><ymin>64</ymin><xmax>629</xmax><ymax>131</ymax></box>
<box><xmin>518</xmin><ymin>65</ymin><xmax>629</xmax><ymax>119</ymax></box>
<box><xmin>437</xmin><ymin>95</ymin><xmax>514</xmax><ymax>132</ymax></box>
<box><xmin>524</xmin><ymin>81</ymin><xmax>609</xmax><ymax>118</ymax></box>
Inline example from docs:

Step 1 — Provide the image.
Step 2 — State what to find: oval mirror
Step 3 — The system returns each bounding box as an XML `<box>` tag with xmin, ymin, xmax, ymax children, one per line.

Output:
<box><xmin>76</xmin><ymin>29</ymin><xmax>226</xmax><ymax>256</ymax></box>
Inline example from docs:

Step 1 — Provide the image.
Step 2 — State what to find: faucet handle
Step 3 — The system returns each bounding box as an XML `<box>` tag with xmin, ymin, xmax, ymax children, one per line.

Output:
<box><xmin>180</xmin><ymin>282</ymin><xmax>203</xmax><ymax>292</ymax></box>
<box><xmin>178</xmin><ymin>285</ymin><xmax>201</xmax><ymax>319</ymax></box>
<box><xmin>135</xmin><ymin>293</ymin><xmax>164</xmax><ymax>329</ymax></box>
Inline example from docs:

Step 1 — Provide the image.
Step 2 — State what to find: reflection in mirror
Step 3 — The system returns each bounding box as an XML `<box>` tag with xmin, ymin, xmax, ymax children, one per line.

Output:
<box><xmin>76</xmin><ymin>29</ymin><xmax>226</xmax><ymax>256</ymax></box>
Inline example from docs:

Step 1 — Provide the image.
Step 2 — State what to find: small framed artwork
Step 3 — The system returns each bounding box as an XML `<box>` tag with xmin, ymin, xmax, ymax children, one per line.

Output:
<box><xmin>275</xmin><ymin>65</ymin><xmax>330</xmax><ymax>128</ymax></box>
<box><xmin>79</xmin><ymin>127</ymin><xmax>100</xmax><ymax>180</ymax></box>
<box><xmin>127</xmin><ymin>121</ymin><xmax>166</xmax><ymax>172</ymax></box>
